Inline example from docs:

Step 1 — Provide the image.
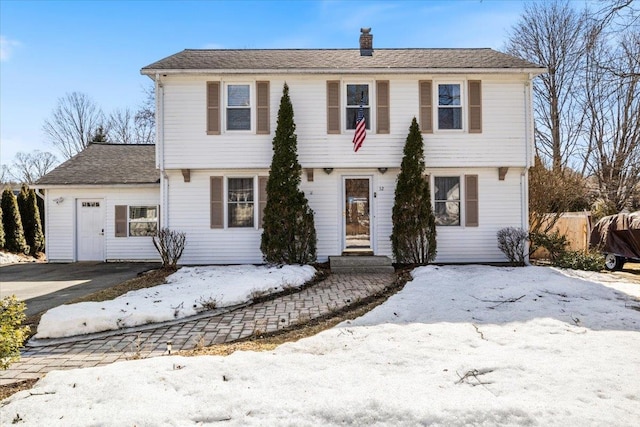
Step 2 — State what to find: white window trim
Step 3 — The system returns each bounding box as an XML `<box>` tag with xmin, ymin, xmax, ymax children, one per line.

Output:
<box><xmin>434</xmin><ymin>81</ymin><xmax>466</xmax><ymax>132</ymax></box>
<box><xmin>223</xmin><ymin>82</ymin><xmax>254</xmax><ymax>133</ymax></box>
<box><xmin>128</xmin><ymin>205</ymin><xmax>159</xmax><ymax>237</ymax></box>
<box><xmin>343</xmin><ymin>81</ymin><xmax>374</xmax><ymax>133</ymax></box>
<box><xmin>225</xmin><ymin>175</ymin><xmax>258</xmax><ymax>229</ymax></box>
<box><xmin>432</xmin><ymin>175</ymin><xmax>464</xmax><ymax>227</ymax></box>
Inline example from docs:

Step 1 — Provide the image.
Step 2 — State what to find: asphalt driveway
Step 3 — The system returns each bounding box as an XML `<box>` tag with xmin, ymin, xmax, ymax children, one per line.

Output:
<box><xmin>0</xmin><ymin>262</ymin><xmax>160</xmax><ymax>317</ymax></box>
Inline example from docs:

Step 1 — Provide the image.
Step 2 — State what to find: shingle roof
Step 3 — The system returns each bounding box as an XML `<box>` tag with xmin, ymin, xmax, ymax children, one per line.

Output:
<box><xmin>141</xmin><ymin>48</ymin><xmax>543</xmax><ymax>73</ymax></box>
<box><xmin>36</xmin><ymin>144</ymin><xmax>159</xmax><ymax>186</ymax></box>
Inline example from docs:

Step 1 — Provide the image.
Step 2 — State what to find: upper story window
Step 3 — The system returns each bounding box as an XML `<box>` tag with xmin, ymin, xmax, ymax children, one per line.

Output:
<box><xmin>438</xmin><ymin>84</ymin><xmax>462</xmax><ymax>130</ymax></box>
<box><xmin>346</xmin><ymin>84</ymin><xmax>370</xmax><ymax>130</ymax></box>
<box><xmin>226</xmin><ymin>84</ymin><xmax>251</xmax><ymax>131</ymax></box>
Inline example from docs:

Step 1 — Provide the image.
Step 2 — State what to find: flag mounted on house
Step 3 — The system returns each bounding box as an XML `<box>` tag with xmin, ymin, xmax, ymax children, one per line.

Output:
<box><xmin>352</xmin><ymin>103</ymin><xmax>366</xmax><ymax>152</ymax></box>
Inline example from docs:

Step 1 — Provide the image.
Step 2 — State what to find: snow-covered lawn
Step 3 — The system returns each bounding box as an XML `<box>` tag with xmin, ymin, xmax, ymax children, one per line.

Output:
<box><xmin>3</xmin><ymin>265</ymin><xmax>640</xmax><ymax>426</ymax></box>
<box><xmin>35</xmin><ymin>265</ymin><xmax>316</xmax><ymax>339</ymax></box>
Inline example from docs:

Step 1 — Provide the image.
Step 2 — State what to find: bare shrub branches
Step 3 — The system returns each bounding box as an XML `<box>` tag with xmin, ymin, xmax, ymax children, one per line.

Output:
<box><xmin>153</xmin><ymin>228</ymin><xmax>186</xmax><ymax>271</ymax></box>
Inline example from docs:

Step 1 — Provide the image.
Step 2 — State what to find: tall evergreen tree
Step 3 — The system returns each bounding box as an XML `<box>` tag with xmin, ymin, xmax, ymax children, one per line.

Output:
<box><xmin>0</xmin><ymin>204</ymin><xmax>5</xmax><ymax>249</ymax></box>
<box><xmin>17</xmin><ymin>185</ymin><xmax>45</xmax><ymax>255</ymax></box>
<box><xmin>261</xmin><ymin>83</ymin><xmax>317</xmax><ymax>264</ymax></box>
<box><xmin>1</xmin><ymin>189</ymin><xmax>29</xmax><ymax>254</ymax></box>
<box><xmin>391</xmin><ymin>117</ymin><xmax>437</xmax><ymax>264</ymax></box>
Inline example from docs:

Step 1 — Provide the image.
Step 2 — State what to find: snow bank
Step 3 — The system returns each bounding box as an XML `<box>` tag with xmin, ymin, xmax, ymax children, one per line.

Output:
<box><xmin>3</xmin><ymin>265</ymin><xmax>639</xmax><ymax>426</ymax></box>
<box><xmin>35</xmin><ymin>264</ymin><xmax>316</xmax><ymax>339</ymax></box>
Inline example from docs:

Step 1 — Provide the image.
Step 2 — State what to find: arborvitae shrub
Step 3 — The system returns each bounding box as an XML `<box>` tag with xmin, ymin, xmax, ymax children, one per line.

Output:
<box><xmin>1</xmin><ymin>189</ymin><xmax>29</xmax><ymax>254</ymax></box>
<box><xmin>0</xmin><ymin>204</ymin><xmax>5</xmax><ymax>249</ymax></box>
<box><xmin>18</xmin><ymin>186</ymin><xmax>45</xmax><ymax>255</ymax></box>
<box><xmin>391</xmin><ymin>117</ymin><xmax>437</xmax><ymax>264</ymax></box>
<box><xmin>261</xmin><ymin>83</ymin><xmax>317</xmax><ymax>264</ymax></box>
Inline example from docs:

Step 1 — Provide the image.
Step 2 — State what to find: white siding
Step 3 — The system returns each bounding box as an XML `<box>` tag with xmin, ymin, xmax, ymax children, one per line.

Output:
<box><xmin>160</xmin><ymin>74</ymin><xmax>531</xmax><ymax>170</ymax></box>
<box><xmin>44</xmin><ymin>187</ymin><xmax>160</xmax><ymax>262</ymax></box>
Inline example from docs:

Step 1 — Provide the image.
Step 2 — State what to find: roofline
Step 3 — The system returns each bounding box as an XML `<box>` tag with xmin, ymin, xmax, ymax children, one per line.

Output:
<box><xmin>141</xmin><ymin>67</ymin><xmax>547</xmax><ymax>77</ymax></box>
<box><xmin>36</xmin><ymin>183</ymin><xmax>160</xmax><ymax>189</ymax></box>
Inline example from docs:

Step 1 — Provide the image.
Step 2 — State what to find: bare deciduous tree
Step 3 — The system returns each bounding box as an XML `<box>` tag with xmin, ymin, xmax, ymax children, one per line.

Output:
<box><xmin>10</xmin><ymin>151</ymin><xmax>59</xmax><ymax>184</ymax></box>
<box><xmin>42</xmin><ymin>92</ymin><xmax>106</xmax><ymax>159</ymax></box>
<box><xmin>106</xmin><ymin>84</ymin><xmax>155</xmax><ymax>144</ymax></box>
<box><xmin>505</xmin><ymin>0</ymin><xmax>588</xmax><ymax>172</ymax></box>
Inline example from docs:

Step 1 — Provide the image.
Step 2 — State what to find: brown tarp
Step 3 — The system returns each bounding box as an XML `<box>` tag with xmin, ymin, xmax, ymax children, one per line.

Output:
<box><xmin>589</xmin><ymin>211</ymin><xmax>640</xmax><ymax>260</ymax></box>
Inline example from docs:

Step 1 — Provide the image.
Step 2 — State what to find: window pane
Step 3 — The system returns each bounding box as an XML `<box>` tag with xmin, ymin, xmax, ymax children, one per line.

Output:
<box><xmin>346</xmin><ymin>107</ymin><xmax>370</xmax><ymax>130</ymax></box>
<box><xmin>227</xmin><ymin>108</ymin><xmax>251</xmax><ymax>130</ymax></box>
<box><xmin>130</xmin><ymin>222</ymin><xmax>158</xmax><ymax>236</ymax></box>
<box><xmin>129</xmin><ymin>206</ymin><xmax>157</xmax><ymax>220</ymax></box>
<box><xmin>228</xmin><ymin>85</ymin><xmax>250</xmax><ymax>107</ymax></box>
<box><xmin>438</xmin><ymin>107</ymin><xmax>462</xmax><ymax>129</ymax></box>
<box><xmin>228</xmin><ymin>178</ymin><xmax>254</xmax><ymax>228</ymax></box>
<box><xmin>434</xmin><ymin>177</ymin><xmax>460</xmax><ymax>226</ymax></box>
<box><xmin>128</xmin><ymin>206</ymin><xmax>158</xmax><ymax>236</ymax></box>
<box><xmin>438</xmin><ymin>84</ymin><xmax>460</xmax><ymax>106</ymax></box>
<box><xmin>347</xmin><ymin>84</ymin><xmax>369</xmax><ymax>106</ymax></box>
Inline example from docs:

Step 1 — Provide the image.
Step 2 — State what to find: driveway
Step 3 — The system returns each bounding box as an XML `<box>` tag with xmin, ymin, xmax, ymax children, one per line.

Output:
<box><xmin>0</xmin><ymin>262</ymin><xmax>160</xmax><ymax>317</ymax></box>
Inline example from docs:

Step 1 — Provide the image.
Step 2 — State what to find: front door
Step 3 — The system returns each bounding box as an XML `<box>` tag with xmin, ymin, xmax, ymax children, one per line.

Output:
<box><xmin>344</xmin><ymin>178</ymin><xmax>371</xmax><ymax>251</ymax></box>
<box><xmin>77</xmin><ymin>199</ymin><xmax>105</xmax><ymax>261</ymax></box>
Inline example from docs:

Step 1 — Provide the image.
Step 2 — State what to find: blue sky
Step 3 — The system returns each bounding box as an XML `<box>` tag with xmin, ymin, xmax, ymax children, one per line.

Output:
<box><xmin>0</xmin><ymin>0</ymin><xmax>532</xmax><ymax>166</ymax></box>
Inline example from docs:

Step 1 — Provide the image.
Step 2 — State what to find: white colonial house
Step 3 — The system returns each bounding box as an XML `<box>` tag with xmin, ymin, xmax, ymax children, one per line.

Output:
<box><xmin>38</xmin><ymin>29</ymin><xmax>544</xmax><ymax>265</ymax></box>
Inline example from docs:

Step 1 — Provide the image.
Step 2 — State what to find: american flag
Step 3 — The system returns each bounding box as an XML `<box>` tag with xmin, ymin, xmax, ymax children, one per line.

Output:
<box><xmin>352</xmin><ymin>103</ymin><xmax>366</xmax><ymax>152</ymax></box>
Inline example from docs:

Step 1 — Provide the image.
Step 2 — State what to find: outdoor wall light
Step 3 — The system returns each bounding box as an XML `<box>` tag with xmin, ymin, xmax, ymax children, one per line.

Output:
<box><xmin>53</xmin><ymin>197</ymin><xmax>64</xmax><ymax>204</ymax></box>
<box><xmin>378</xmin><ymin>167</ymin><xmax>388</xmax><ymax>174</ymax></box>
<box><xmin>323</xmin><ymin>168</ymin><xmax>334</xmax><ymax>174</ymax></box>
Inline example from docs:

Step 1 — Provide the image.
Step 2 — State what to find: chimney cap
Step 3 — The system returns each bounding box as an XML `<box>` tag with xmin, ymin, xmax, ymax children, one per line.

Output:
<box><xmin>359</xmin><ymin>27</ymin><xmax>373</xmax><ymax>56</ymax></box>
<box><xmin>361</xmin><ymin>27</ymin><xmax>371</xmax><ymax>34</ymax></box>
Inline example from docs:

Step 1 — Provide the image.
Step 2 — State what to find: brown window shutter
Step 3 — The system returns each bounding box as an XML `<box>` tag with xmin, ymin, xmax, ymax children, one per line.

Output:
<box><xmin>258</xmin><ymin>176</ymin><xmax>268</xmax><ymax>227</ymax></box>
<box><xmin>256</xmin><ymin>81</ymin><xmax>270</xmax><ymax>134</ymax></box>
<box><xmin>376</xmin><ymin>80</ymin><xmax>390</xmax><ymax>134</ymax></box>
<box><xmin>327</xmin><ymin>81</ymin><xmax>340</xmax><ymax>134</ymax></box>
<box><xmin>206</xmin><ymin>82</ymin><xmax>220</xmax><ymax>135</ymax></box>
<box><xmin>465</xmin><ymin>175</ymin><xmax>479</xmax><ymax>227</ymax></box>
<box><xmin>419</xmin><ymin>80</ymin><xmax>433</xmax><ymax>133</ymax></box>
<box><xmin>115</xmin><ymin>205</ymin><xmax>127</xmax><ymax>237</ymax></box>
<box><xmin>210</xmin><ymin>176</ymin><xmax>224</xmax><ymax>229</ymax></box>
<box><xmin>468</xmin><ymin>80</ymin><xmax>482</xmax><ymax>133</ymax></box>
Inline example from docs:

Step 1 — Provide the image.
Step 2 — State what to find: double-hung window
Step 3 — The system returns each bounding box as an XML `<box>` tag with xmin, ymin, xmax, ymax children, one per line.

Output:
<box><xmin>346</xmin><ymin>84</ymin><xmax>370</xmax><ymax>130</ymax></box>
<box><xmin>129</xmin><ymin>206</ymin><xmax>158</xmax><ymax>236</ymax></box>
<box><xmin>227</xmin><ymin>178</ymin><xmax>254</xmax><ymax>227</ymax></box>
<box><xmin>434</xmin><ymin>177</ymin><xmax>461</xmax><ymax>226</ymax></box>
<box><xmin>437</xmin><ymin>84</ymin><xmax>462</xmax><ymax>130</ymax></box>
<box><xmin>226</xmin><ymin>84</ymin><xmax>251</xmax><ymax>131</ymax></box>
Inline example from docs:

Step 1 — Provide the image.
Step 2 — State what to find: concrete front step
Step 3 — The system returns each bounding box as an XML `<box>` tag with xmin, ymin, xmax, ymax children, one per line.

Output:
<box><xmin>329</xmin><ymin>255</ymin><xmax>395</xmax><ymax>274</ymax></box>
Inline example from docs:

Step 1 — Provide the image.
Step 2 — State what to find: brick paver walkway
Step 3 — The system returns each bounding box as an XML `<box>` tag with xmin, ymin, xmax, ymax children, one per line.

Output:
<box><xmin>0</xmin><ymin>273</ymin><xmax>395</xmax><ymax>386</ymax></box>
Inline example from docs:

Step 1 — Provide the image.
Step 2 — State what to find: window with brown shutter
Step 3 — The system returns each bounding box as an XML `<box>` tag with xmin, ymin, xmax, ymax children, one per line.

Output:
<box><xmin>115</xmin><ymin>205</ymin><xmax>127</xmax><ymax>237</ymax></box>
<box><xmin>465</xmin><ymin>175</ymin><xmax>479</xmax><ymax>227</ymax></box>
<box><xmin>468</xmin><ymin>80</ymin><xmax>482</xmax><ymax>133</ymax></box>
<box><xmin>419</xmin><ymin>80</ymin><xmax>433</xmax><ymax>133</ymax></box>
<box><xmin>327</xmin><ymin>81</ymin><xmax>340</xmax><ymax>134</ymax></box>
<box><xmin>258</xmin><ymin>176</ymin><xmax>268</xmax><ymax>227</ymax></box>
<box><xmin>206</xmin><ymin>82</ymin><xmax>220</xmax><ymax>135</ymax></box>
<box><xmin>376</xmin><ymin>80</ymin><xmax>390</xmax><ymax>134</ymax></box>
<box><xmin>256</xmin><ymin>81</ymin><xmax>270</xmax><ymax>134</ymax></box>
<box><xmin>210</xmin><ymin>176</ymin><xmax>224</xmax><ymax>229</ymax></box>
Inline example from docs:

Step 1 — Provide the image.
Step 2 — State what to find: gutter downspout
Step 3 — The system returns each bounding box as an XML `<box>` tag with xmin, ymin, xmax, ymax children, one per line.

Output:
<box><xmin>522</xmin><ymin>74</ymin><xmax>534</xmax><ymax>264</ymax></box>
<box><xmin>156</xmin><ymin>74</ymin><xmax>169</xmax><ymax>228</ymax></box>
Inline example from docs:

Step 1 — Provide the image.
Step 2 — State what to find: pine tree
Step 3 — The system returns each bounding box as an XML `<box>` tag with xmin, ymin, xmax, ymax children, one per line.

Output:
<box><xmin>1</xmin><ymin>189</ymin><xmax>29</xmax><ymax>254</ymax></box>
<box><xmin>260</xmin><ymin>83</ymin><xmax>317</xmax><ymax>264</ymax></box>
<box><xmin>391</xmin><ymin>117</ymin><xmax>437</xmax><ymax>264</ymax></box>
<box><xmin>0</xmin><ymin>204</ymin><xmax>5</xmax><ymax>249</ymax></box>
<box><xmin>17</xmin><ymin>185</ymin><xmax>45</xmax><ymax>255</ymax></box>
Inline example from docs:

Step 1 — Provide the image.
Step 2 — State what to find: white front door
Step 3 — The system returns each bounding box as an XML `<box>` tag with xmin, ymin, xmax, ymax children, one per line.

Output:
<box><xmin>343</xmin><ymin>177</ymin><xmax>372</xmax><ymax>252</ymax></box>
<box><xmin>77</xmin><ymin>199</ymin><xmax>105</xmax><ymax>261</ymax></box>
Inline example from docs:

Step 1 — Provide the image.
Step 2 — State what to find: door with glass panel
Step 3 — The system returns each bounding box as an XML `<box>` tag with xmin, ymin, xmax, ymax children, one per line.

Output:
<box><xmin>344</xmin><ymin>178</ymin><xmax>371</xmax><ymax>250</ymax></box>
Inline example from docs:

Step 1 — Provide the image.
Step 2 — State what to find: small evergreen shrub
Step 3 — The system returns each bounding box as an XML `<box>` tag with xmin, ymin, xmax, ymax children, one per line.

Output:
<box><xmin>497</xmin><ymin>227</ymin><xmax>528</xmax><ymax>266</ymax></box>
<box><xmin>555</xmin><ymin>250</ymin><xmax>605</xmax><ymax>271</ymax></box>
<box><xmin>529</xmin><ymin>230</ymin><xmax>568</xmax><ymax>261</ymax></box>
<box><xmin>1</xmin><ymin>189</ymin><xmax>29</xmax><ymax>254</ymax></box>
<box><xmin>17</xmin><ymin>186</ymin><xmax>45</xmax><ymax>256</ymax></box>
<box><xmin>0</xmin><ymin>204</ymin><xmax>5</xmax><ymax>249</ymax></box>
<box><xmin>1</xmin><ymin>296</ymin><xmax>30</xmax><ymax>369</ymax></box>
<box><xmin>153</xmin><ymin>228</ymin><xmax>186</xmax><ymax>271</ymax></box>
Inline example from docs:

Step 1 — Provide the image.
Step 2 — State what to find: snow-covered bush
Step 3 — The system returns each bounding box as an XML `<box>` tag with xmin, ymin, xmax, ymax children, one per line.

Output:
<box><xmin>497</xmin><ymin>227</ymin><xmax>528</xmax><ymax>266</ymax></box>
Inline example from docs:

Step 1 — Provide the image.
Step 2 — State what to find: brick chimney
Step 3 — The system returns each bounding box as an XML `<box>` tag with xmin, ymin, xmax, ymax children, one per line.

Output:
<box><xmin>359</xmin><ymin>28</ymin><xmax>373</xmax><ymax>56</ymax></box>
